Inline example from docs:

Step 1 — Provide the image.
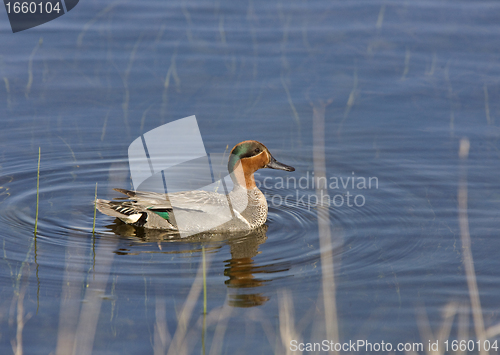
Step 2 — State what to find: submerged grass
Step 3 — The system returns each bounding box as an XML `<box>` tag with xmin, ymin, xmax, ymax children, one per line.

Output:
<box><xmin>34</xmin><ymin>147</ymin><xmax>40</xmax><ymax>235</ymax></box>
<box><xmin>92</xmin><ymin>182</ymin><xmax>97</xmax><ymax>234</ymax></box>
<box><xmin>202</xmin><ymin>246</ymin><xmax>207</xmax><ymax>315</ymax></box>
<box><xmin>25</xmin><ymin>37</ymin><xmax>43</xmax><ymax>99</ymax></box>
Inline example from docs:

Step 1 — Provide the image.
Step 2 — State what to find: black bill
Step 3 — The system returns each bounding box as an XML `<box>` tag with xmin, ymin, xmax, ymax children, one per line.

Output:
<box><xmin>266</xmin><ymin>155</ymin><xmax>295</xmax><ymax>172</ymax></box>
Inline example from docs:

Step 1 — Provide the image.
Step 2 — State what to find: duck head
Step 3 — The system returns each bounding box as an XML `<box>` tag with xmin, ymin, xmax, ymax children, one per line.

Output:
<box><xmin>228</xmin><ymin>140</ymin><xmax>295</xmax><ymax>189</ymax></box>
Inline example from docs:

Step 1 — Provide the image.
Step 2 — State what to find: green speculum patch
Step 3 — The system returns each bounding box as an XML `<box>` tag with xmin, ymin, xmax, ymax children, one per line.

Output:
<box><xmin>150</xmin><ymin>209</ymin><xmax>170</xmax><ymax>220</ymax></box>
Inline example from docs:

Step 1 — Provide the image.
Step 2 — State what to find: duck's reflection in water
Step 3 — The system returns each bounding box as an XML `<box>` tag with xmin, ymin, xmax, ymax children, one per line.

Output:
<box><xmin>107</xmin><ymin>222</ymin><xmax>289</xmax><ymax>307</ymax></box>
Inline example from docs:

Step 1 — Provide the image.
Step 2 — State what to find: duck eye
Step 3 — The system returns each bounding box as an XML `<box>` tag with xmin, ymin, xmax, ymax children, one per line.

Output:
<box><xmin>254</xmin><ymin>148</ymin><xmax>261</xmax><ymax>154</ymax></box>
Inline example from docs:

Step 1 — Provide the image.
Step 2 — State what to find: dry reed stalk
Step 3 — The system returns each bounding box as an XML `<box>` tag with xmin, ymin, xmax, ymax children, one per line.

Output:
<box><xmin>55</xmin><ymin>239</ymin><xmax>87</xmax><ymax>355</ymax></box>
<box><xmin>278</xmin><ymin>289</ymin><xmax>301</xmax><ymax>355</ymax></box>
<box><xmin>458</xmin><ymin>138</ymin><xmax>487</xmax><ymax>355</ymax></box>
<box><xmin>11</xmin><ymin>287</ymin><xmax>28</xmax><ymax>355</ymax></box>
<box><xmin>154</xmin><ymin>297</ymin><xmax>171</xmax><ymax>355</ymax></box>
<box><xmin>311</xmin><ymin>99</ymin><xmax>339</xmax><ymax>354</ymax></box>
<box><xmin>167</xmin><ymin>248</ymin><xmax>211</xmax><ymax>355</ymax></box>
<box><xmin>72</xmin><ymin>238</ymin><xmax>117</xmax><ymax>355</ymax></box>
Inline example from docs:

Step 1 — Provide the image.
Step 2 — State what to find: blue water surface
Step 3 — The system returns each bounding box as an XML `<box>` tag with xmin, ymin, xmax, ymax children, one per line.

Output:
<box><xmin>1</xmin><ymin>0</ymin><xmax>500</xmax><ymax>354</ymax></box>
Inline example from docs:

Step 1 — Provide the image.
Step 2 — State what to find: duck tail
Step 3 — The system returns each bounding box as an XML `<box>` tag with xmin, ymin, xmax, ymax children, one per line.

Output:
<box><xmin>96</xmin><ymin>199</ymin><xmax>127</xmax><ymax>219</ymax></box>
<box><xmin>113</xmin><ymin>188</ymin><xmax>137</xmax><ymax>198</ymax></box>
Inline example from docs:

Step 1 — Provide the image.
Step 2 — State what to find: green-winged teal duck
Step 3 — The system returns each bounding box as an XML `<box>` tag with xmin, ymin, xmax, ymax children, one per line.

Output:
<box><xmin>96</xmin><ymin>140</ymin><xmax>295</xmax><ymax>233</ymax></box>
